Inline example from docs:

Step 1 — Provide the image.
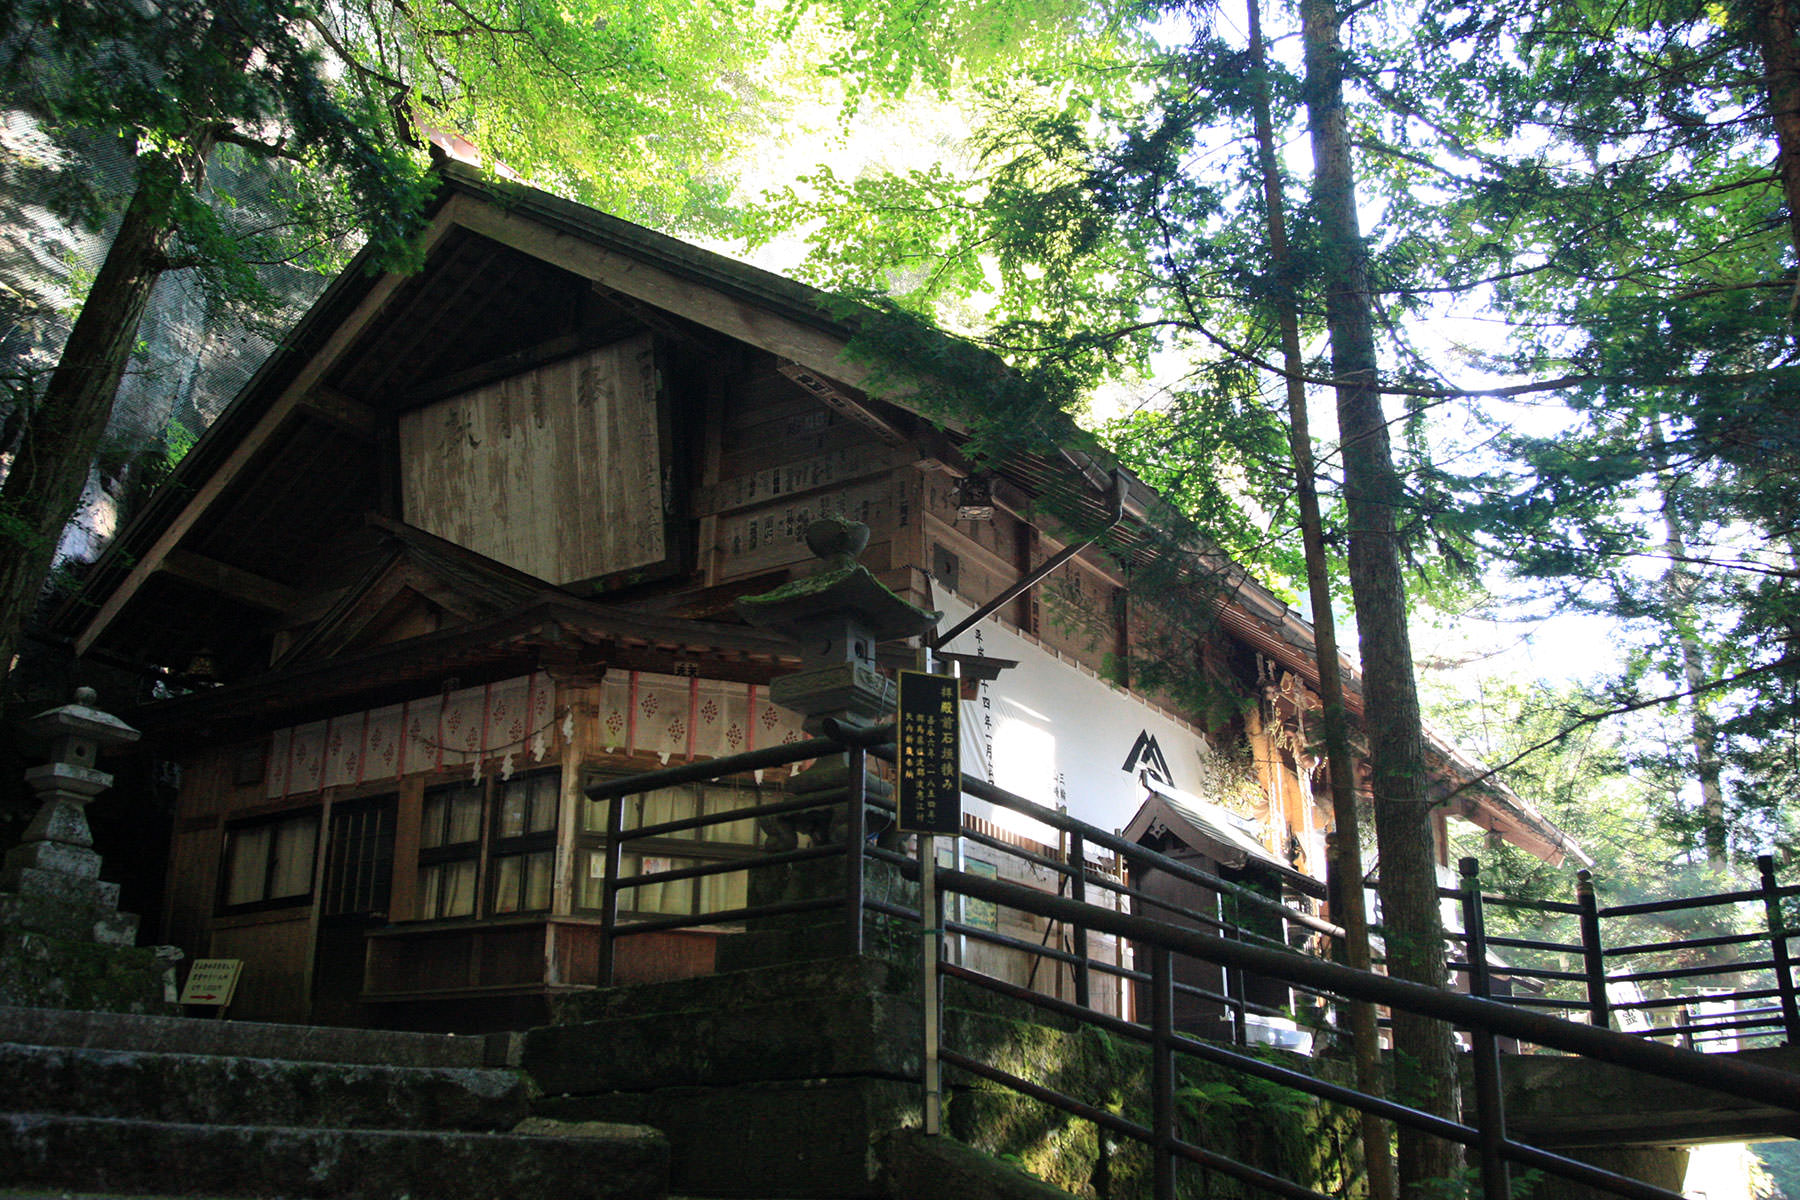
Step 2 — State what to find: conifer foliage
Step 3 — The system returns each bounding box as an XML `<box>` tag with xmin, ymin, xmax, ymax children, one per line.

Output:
<box><xmin>0</xmin><ymin>0</ymin><xmax>763</xmax><ymax>689</ymax></box>
<box><xmin>747</xmin><ymin>0</ymin><xmax>1800</xmax><ymax>1187</ymax></box>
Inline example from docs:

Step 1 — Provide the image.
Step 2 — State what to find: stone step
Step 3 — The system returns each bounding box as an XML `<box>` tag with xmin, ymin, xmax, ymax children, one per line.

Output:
<box><xmin>529</xmin><ymin>956</ymin><xmax>919</xmax><ymax>1094</ymax></box>
<box><xmin>536</xmin><ymin>1076</ymin><xmax>916</xmax><ymax>1199</ymax></box>
<box><xmin>0</xmin><ymin>1042</ymin><xmax>529</xmax><ymax>1131</ymax></box>
<box><xmin>0</xmin><ymin>1114</ymin><xmax>668</xmax><ymax>1200</ymax></box>
<box><xmin>0</xmin><ymin>1005</ymin><xmax>502</xmax><ymax>1069</ymax></box>
<box><xmin>0</xmin><ymin>1191</ymin><xmax>269</xmax><ymax>1199</ymax></box>
<box><xmin>0</xmin><ymin>1192</ymin><xmax>265</xmax><ymax>1199</ymax></box>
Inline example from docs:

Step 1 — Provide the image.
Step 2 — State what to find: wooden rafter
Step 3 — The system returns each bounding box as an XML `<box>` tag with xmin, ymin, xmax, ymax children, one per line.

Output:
<box><xmin>296</xmin><ymin>388</ymin><xmax>379</xmax><ymax>441</ymax></box>
<box><xmin>71</xmin><ymin>204</ymin><xmax>467</xmax><ymax>657</ymax></box>
<box><xmin>160</xmin><ymin>550</ymin><xmax>305</xmax><ymax>613</ymax></box>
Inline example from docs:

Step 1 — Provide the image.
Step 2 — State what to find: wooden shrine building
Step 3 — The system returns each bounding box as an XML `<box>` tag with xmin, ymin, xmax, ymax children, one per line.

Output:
<box><xmin>46</xmin><ymin>163</ymin><xmax>1581</xmax><ymax>1030</ymax></box>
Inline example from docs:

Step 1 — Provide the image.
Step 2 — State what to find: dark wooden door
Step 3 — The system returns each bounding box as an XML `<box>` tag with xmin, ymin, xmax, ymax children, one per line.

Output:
<box><xmin>312</xmin><ymin>794</ymin><xmax>395</xmax><ymax>1026</ymax></box>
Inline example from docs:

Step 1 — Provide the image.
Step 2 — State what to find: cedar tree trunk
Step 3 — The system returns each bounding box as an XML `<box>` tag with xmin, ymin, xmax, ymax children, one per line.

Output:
<box><xmin>1298</xmin><ymin>0</ymin><xmax>1461</xmax><ymax>1193</ymax></box>
<box><xmin>1751</xmin><ymin>0</ymin><xmax>1800</xmax><ymax>264</ymax></box>
<box><xmin>1245</xmin><ymin>3</ymin><xmax>1395</xmax><ymax>1197</ymax></box>
<box><xmin>0</xmin><ymin>136</ymin><xmax>213</xmax><ymax>690</ymax></box>
<box><xmin>1649</xmin><ymin>418</ymin><xmax>1729</xmax><ymax>864</ymax></box>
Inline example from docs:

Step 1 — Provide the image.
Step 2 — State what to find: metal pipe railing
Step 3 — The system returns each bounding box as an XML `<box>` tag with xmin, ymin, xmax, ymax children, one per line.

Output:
<box><xmin>939</xmin><ymin>865</ymin><xmax>1800</xmax><ymax>1109</ymax></box>
<box><xmin>576</xmin><ymin>723</ymin><xmax>1800</xmax><ymax>1200</ymax></box>
<box><xmin>584</xmin><ymin>719</ymin><xmax>1323</xmax><ymax>1042</ymax></box>
<box><xmin>935</xmin><ymin>863</ymin><xmax>1800</xmax><ymax>1200</ymax></box>
<box><xmin>840</xmin><ymin>720</ymin><xmax>1344</xmax><ymax>942</ymax></box>
<box><xmin>1461</xmin><ymin>857</ymin><xmax>1512</xmax><ymax>1200</ymax></box>
<box><xmin>1443</xmin><ymin>853</ymin><xmax>1800</xmax><ymax>1049</ymax></box>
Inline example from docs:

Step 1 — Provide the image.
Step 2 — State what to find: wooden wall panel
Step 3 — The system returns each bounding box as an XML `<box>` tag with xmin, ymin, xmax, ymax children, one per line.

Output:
<box><xmin>719</xmin><ymin>409</ymin><xmax>877</xmax><ymax>481</ymax></box>
<box><xmin>391</xmin><ymin>778</ymin><xmax>423</xmax><ymax>922</ymax></box>
<box><xmin>712</xmin><ymin>472</ymin><xmax>911</xmax><ymax>580</ymax></box>
<box><xmin>1035</xmin><ymin>560</ymin><xmax>1119</xmax><ymax>668</ymax></box>
<box><xmin>610</xmin><ymin>930</ymin><xmax>719</xmax><ymax>987</ymax></box>
<box><xmin>924</xmin><ymin>510</ymin><xmax>1027</xmax><ymax>610</ymax></box>
<box><xmin>708</xmin><ymin>362</ymin><xmax>916</xmax><ymax>583</ymax></box>
<box><xmin>367</xmin><ymin>931</ymin><xmax>474</xmax><ymax>994</ymax></box>
<box><xmin>210</xmin><ymin>915</ymin><xmax>312</xmax><ymax>1022</ymax></box>
<box><xmin>720</xmin><ymin>368</ymin><xmax>831</xmax><ymax>434</ymax></box>
<box><xmin>398</xmin><ymin>333</ymin><xmax>666</xmax><ymax>584</ymax></box>
<box><xmin>919</xmin><ymin>473</ymin><xmax>1034</xmax><ymax>588</ymax></box>
<box><xmin>477</xmin><ymin>925</ymin><xmax>546</xmax><ymax>986</ymax></box>
<box><xmin>1126</xmin><ymin>591</ymin><xmax>1191</xmax><ymax>717</ymax></box>
<box><xmin>175</xmin><ymin>747</ymin><xmax>243</xmax><ymax>821</ymax></box>
<box><xmin>923</xmin><ymin>480</ymin><xmax>1127</xmax><ymax>682</ymax></box>
<box><xmin>710</xmin><ymin>442</ymin><xmax>898</xmax><ymax>515</ymax></box>
<box><xmin>163</xmin><ymin>826</ymin><xmax>221</xmax><ymax>956</ymax></box>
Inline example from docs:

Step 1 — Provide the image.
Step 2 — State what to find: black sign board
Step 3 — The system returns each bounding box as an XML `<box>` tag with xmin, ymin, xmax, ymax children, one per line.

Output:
<box><xmin>897</xmin><ymin>670</ymin><xmax>962</xmax><ymax>834</ymax></box>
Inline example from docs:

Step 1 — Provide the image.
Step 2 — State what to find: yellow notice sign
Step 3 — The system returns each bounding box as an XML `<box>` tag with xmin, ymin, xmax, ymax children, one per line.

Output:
<box><xmin>179</xmin><ymin>958</ymin><xmax>244</xmax><ymax>1007</ymax></box>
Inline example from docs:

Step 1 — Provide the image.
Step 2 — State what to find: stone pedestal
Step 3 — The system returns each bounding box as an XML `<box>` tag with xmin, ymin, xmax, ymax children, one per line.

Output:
<box><xmin>0</xmin><ymin>689</ymin><xmax>181</xmax><ymax>1013</ymax></box>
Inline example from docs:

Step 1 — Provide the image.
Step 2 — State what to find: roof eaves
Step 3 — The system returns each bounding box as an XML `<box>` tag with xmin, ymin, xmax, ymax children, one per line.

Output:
<box><xmin>437</xmin><ymin>163</ymin><xmax>865</xmax><ymax>346</ymax></box>
<box><xmin>127</xmin><ymin>594</ymin><xmax>802</xmax><ymax>735</ymax></box>
<box><xmin>46</xmin><ymin>215</ymin><xmax>408</xmax><ymax>638</ymax></box>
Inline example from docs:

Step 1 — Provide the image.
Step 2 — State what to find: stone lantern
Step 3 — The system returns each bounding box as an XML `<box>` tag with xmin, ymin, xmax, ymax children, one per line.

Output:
<box><xmin>720</xmin><ymin>518</ymin><xmax>937</xmax><ymax>968</ymax></box>
<box><xmin>6</xmin><ymin>687</ymin><xmax>141</xmax><ymax>899</ymax></box>
<box><xmin>1</xmin><ymin>688</ymin><xmax>180</xmax><ymax>1011</ymax></box>
<box><xmin>737</xmin><ymin>516</ymin><xmax>938</xmax><ymax>804</ymax></box>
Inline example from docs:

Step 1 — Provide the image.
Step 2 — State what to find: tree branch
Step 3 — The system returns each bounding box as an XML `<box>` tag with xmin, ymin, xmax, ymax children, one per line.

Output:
<box><xmin>213</xmin><ymin>127</ymin><xmax>304</xmax><ymax>160</ymax></box>
<box><xmin>1434</xmin><ymin>661</ymin><xmax>1790</xmax><ymax>808</ymax></box>
<box><xmin>303</xmin><ymin>13</ymin><xmax>405</xmax><ymax>91</ymax></box>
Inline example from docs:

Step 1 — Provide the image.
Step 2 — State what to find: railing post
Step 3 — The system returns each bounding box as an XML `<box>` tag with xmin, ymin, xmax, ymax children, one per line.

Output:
<box><xmin>1070</xmin><ymin>831</ymin><xmax>1091</xmax><ymax>1009</ymax></box>
<box><xmin>1576</xmin><ymin>869</ymin><xmax>1611</xmax><ymax>1030</ymax></box>
<box><xmin>1094</xmin><ymin>1120</ymin><xmax>1111</xmax><ymax>1200</ymax></box>
<box><xmin>1151</xmin><ymin>945</ymin><xmax>1176</xmax><ymax>1200</ymax></box>
<box><xmin>843</xmin><ymin>745</ymin><xmax>868</xmax><ymax>957</ymax></box>
<box><xmin>1461</xmin><ymin>857</ymin><xmax>1512</xmax><ymax>1200</ymax></box>
<box><xmin>922</xmin><ymin>832</ymin><xmax>942</xmax><ymax>1136</ymax></box>
<box><xmin>1326</xmin><ymin>832</ymin><xmax>1397</xmax><ymax>1200</ymax></box>
<box><xmin>598</xmin><ymin>790</ymin><xmax>627</xmax><ymax>987</ymax></box>
<box><xmin>1758</xmin><ymin>853</ymin><xmax>1799</xmax><ymax>1043</ymax></box>
<box><xmin>1224</xmin><ymin>895</ymin><xmax>1248</xmax><ymax>1046</ymax></box>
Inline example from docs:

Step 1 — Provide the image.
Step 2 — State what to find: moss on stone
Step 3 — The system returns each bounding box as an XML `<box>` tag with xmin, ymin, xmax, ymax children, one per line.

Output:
<box><xmin>739</xmin><ymin>562</ymin><xmax>866</xmax><ymax>605</ymax></box>
<box><xmin>0</xmin><ymin>929</ymin><xmax>173</xmax><ymax>1014</ymax></box>
<box><xmin>944</xmin><ymin>992</ymin><xmax>1366</xmax><ymax>1200</ymax></box>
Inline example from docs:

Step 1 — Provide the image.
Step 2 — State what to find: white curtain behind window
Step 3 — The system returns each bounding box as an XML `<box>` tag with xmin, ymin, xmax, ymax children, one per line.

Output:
<box><xmin>225</xmin><ymin>825</ymin><xmax>272</xmax><ymax>906</ymax></box>
<box><xmin>267</xmin><ymin>818</ymin><xmax>317</xmax><ymax>899</ymax></box>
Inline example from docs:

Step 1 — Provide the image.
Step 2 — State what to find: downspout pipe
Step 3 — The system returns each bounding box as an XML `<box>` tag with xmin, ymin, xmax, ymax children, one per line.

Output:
<box><xmin>929</xmin><ymin>469</ymin><xmax>1130</xmax><ymax>650</ymax></box>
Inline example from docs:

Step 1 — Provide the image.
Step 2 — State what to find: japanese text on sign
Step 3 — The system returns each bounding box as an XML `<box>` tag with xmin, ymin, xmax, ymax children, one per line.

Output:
<box><xmin>180</xmin><ymin>958</ymin><xmax>244</xmax><ymax>1007</ymax></box>
<box><xmin>897</xmin><ymin>670</ymin><xmax>962</xmax><ymax>834</ymax></box>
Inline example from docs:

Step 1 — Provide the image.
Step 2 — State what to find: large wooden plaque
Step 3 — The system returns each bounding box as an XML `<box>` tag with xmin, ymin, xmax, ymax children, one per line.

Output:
<box><xmin>398</xmin><ymin>333</ymin><xmax>671</xmax><ymax>585</ymax></box>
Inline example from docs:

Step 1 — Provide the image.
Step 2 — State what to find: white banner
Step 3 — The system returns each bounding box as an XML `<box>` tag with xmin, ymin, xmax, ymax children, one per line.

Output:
<box><xmin>936</xmin><ymin>588</ymin><xmax>1232</xmax><ymax>846</ymax></box>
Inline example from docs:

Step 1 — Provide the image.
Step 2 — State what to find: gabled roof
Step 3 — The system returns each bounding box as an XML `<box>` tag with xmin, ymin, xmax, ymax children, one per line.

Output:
<box><xmin>274</xmin><ymin>515</ymin><xmax>559</xmax><ymax>668</ymax></box>
<box><xmin>49</xmin><ymin>162</ymin><xmax>1579</xmax><ymax>863</ymax></box>
<box><xmin>48</xmin><ymin>163</ymin><xmax>1349</xmax><ymax>703</ymax></box>
<box><xmin>1122</xmin><ymin>776</ymin><xmax>1326</xmax><ymax>897</ymax></box>
<box><xmin>48</xmin><ymin>163</ymin><xmax>939</xmax><ymax>670</ymax></box>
